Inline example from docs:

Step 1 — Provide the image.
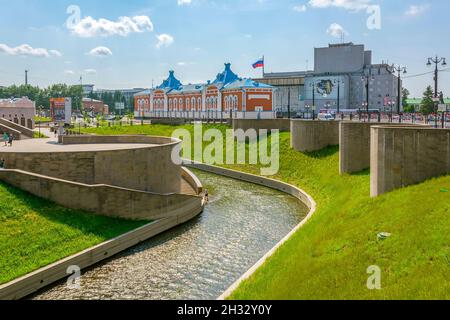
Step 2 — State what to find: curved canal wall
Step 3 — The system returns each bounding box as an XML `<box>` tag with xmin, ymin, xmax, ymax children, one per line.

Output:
<box><xmin>181</xmin><ymin>161</ymin><xmax>317</xmax><ymax>300</ymax></box>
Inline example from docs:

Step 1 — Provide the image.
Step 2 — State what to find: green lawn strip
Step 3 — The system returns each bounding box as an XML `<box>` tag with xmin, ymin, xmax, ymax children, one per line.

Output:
<box><xmin>0</xmin><ymin>182</ymin><xmax>148</xmax><ymax>285</ymax></box>
<box><xmin>83</xmin><ymin>124</ymin><xmax>450</xmax><ymax>299</ymax></box>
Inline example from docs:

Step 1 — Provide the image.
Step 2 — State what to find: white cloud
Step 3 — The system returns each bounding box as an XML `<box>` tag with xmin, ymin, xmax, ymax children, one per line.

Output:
<box><xmin>69</xmin><ymin>15</ymin><xmax>154</xmax><ymax>38</ymax></box>
<box><xmin>327</xmin><ymin>23</ymin><xmax>349</xmax><ymax>38</ymax></box>
<box><xmin>0</xmin><ymin>43</ymin><xmax>57</xmax><ymax>58</ymax></box>
<box><xmin>156</xmin><ymin>34</ymin><xmax>174</xmax><ymax>49</ymax></box>
<box><xmin>64</xmin><ymin>70</ymin><xmax>75</xmax><ymax>75</ymax></box>
<box><xmin>177</xmin><ymin>62</ymin><xmax>186</xmax><ymax>66</ymax></box>
<box><xmin>177</xmin><ymin>0</ymin><xmax>192</xmax><ymax>5</ymax></box>
<box><xmin>88</xmin><ymin>46</ymin><xmax>113</xmax><ymax>57</ymax></box>
<box><xmin>49</xmin><ymin>49</ymin><xmax>62</xmax><ymax>57</ymax></box>
<box><xmin>293</xmin><ymin>5</ymin><xmax>307</xmax><ymax>12</ymax></box>
<box><xmin>84</xmin><ymin>69</ymin><xmax>97</xmax><ymax>75</ymax></box>
<box><xmin>309</xmin><ymin>0</ymin><xmax>371</xmax><ymax>11</ymax></box>
<box><xmin>405</xmin><ymin>4</ymin><xmax>430</xmax><ymax>17</ymax></box>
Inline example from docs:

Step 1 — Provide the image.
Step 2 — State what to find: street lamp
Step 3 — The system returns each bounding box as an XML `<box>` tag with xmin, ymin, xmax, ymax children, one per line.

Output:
<box><xmin>361</xmin><ymin>70</ymin><xmax>374</xmax><ymax>116</ymax></box>
<box><xmin>333</xmin><ymin>78</ymin><xmax>342</xmax><ymax>113</ymax></box>
<box><xmin>361</xmin><ymin>102</ymin><xmax>369</xmax><ymax>122</ymax></box>
<box><xmin>427</xmin><ymin>56</ymin><xmax>447</xmax><ymax>99</ymax></box>
<box><xmin>391</xmin><ymin>64</ymin><xmax>407</xmax><ymax>114</ymax></box>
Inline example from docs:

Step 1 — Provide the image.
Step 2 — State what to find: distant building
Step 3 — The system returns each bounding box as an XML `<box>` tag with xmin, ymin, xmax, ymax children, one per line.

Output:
<box><xmin>94</xmin><ymin>88</ymin><xmax>146</xmax><ymax>103</ymax></box>
<box><xmin>257</xmin><ymin>43</ymin><xmax>401</xmax><ymax>113</ymax></box>
<box><xmin>82</xmin><ymin>84</ymin><xmax>95</xmax><ymax>97</ymax></box>
<box><xmin>82</xmin><ymin>98</ymin><xmax>109</xmax><ymax>115</ymax></box>
<box><xmin>135</xmin><ymin>63</ymin><xmax>275</xmax><ymax>119</ymax></box>
<box><xmin>0</xmin><ymin>97</ymin><xmax>36</xmax><ymax>129</ymax></box>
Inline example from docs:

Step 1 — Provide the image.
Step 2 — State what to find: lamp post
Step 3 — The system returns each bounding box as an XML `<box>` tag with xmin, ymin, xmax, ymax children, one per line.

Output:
<box><xmin>361</xmin><ymin>70</ymin><xmax>374</xmax><ymax>118</ymax></box>
<box><xmin>391</xmin><ymin>64</ymin><xmax>407</xmax><ymax>114</ymax></box>
<box><xmin>334</xmin><ymin>78</ymin><xmax>341</xmax><ymax>114</ymax></box>
<box><xmin>309</xmin><ymin>81</ymin><xmax>317</xmax><ymax>114</ymax></box>
<box><xmin>427</xmin><ymin>56</ymin><xmax>447</xmax><ymax>128</ymax></box>
<box><xmin>362</xmin><ymin>102</ymin><xmax>369</xmax><ymax>122</ymax></box>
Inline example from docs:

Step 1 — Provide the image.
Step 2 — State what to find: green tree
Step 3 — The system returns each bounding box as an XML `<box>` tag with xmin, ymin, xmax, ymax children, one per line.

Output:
<box><xmin>420</xmin><ymin>86</ymin><xmax>435</xmax><ymax>115</ymax></box>
<box><xmin>402</xmin><ymin>88</ymin><xmax>410</xmax><ymax>109</ymax></box>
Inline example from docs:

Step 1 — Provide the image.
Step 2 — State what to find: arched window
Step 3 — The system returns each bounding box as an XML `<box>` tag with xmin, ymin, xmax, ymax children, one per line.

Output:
<box><xmin>174</xmin><ymin>98</ymin><xmax>178</xmax><ymax>111</ymax></box>
<box><xmin>169</xmin><ymin>99</ymin><xmax>173</xmax><ymax>111</ymax></box>
<box><xmin>191</xmin><ymin>97</ymin><xmax>196</xmax><ymax>111</ymax></box>
<box><xmin>198</xmin><ymin>98</ymin><xmax>202</xmax><ymax>111</ymax></box>
<box><xmin>179</xmin><ymin>98</ymin><xmax>183</xmax><ymax>111</ymax></box>
<box><xmin>225</xmin><ymin>96</ymin><xmax>229</xmax><ymax>111</ymax></box>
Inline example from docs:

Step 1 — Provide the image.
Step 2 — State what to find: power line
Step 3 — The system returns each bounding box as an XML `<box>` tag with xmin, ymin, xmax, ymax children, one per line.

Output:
<box><xmin>403</xmin><ymin>68</ymin><xmax>450</xmax><ymax>79</ymax></box>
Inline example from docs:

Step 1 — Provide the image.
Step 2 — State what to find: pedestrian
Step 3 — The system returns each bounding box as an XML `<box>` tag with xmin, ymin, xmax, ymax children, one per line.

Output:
<box><xmin>0</xmin><ymin>158</ymin><xmax>5</xmax><ymax>169</ymax></box>
<box><xmin>2</xmin><ymin>132</ymin><xmax>8</xmax><ymax>146</ymax></box>
<box><xmin>204</xmin><ymin>189</ymin><xmax>209</xmax><ymax>203</ymax></box>
<box><xmin>8</xmin><ymin>133</ymin><xmax>13</xmax><ymax>147</ymax></box>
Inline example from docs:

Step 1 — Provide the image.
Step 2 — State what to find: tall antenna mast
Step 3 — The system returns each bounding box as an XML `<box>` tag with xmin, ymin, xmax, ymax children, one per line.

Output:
<box><xmin>25</xmin><ymin>70</ymin><xmax>29</xmax><ymax>85</ymax></box>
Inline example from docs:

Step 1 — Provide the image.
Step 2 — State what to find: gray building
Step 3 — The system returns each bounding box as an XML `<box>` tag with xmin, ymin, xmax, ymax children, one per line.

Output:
<box><xmin>258</xmin><ymin>43</ymin><xmax>401</xmax><ymax>113</ymax></box>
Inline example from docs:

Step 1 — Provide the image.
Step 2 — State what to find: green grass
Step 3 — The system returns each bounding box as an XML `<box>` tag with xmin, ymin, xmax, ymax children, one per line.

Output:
<box><xmin>34</xmin><ymin>116</ymin><xmax>52</xmax><ymax>123</ymax></box>
<box><xmin>33</xmin><ymin>131</ymin><xmax>48</xmax><ymax>138</ymax></box>
<box><xmin>0</xmin><ymin>182</ymin><xmax>147</xmax><ymax>285</ymax></box>
<box><xmin>82</xmin><ymin>124</ymin><xmax>450</xmax><ymax>300</ymax></box>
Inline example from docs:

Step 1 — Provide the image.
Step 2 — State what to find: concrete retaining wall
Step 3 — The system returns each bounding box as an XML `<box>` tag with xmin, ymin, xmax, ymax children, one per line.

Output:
<box><xmin>0</xmin><ymin>206</ymin><xmax>203</xmax><ymax>300</ymax></box>
<box><xmin>233</xmin><ymin>119</ymin><xmax>291</xmax><ymax>132</ymax></box>
<box><xmin>291</xmin><ymin>120</ymin><xmax>340</xmax><ymax>152</ymax></box>
<box><xmin>370</xmin><ymin>126</ymin><xmax>450</xmax><ymax>197</ymax></box>
<box><xmin>181</xmin><ymin>167</ymin><xmax>203</xmax><ymax>195</ymax></box>
<box><xmin>0</xmin><ymin>135</ymin><xmax>182</xmax><ymax>194</ymax></box>
<box><xmin>181</xmin><ymin>161</ymin><xmax>316</xmax><ymax>300</ymax></box>
<box><xmin>0</xmin><ymin>118</ymin><xmax>34</xmax><ymax>138</ymax></box>
<box><xmin>0</xmin><ymin>124</ymin><xmax>22</xmax><ymax>140</ymax></box>
<box><xmin>0</xmin><ymin>169</ymin><xmax>202</xmax><ymax>221</ymax></box>
<box><xmin>339</xmin><ymin>122</ymin><xmax>428</xmax><ymax>174</ymax></box>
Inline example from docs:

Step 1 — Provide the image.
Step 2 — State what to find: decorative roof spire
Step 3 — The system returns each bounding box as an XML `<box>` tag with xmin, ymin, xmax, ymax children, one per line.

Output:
<box><xmin>158</xmin><ymin>70</ymin><xmax>182</xmax><ymax>90</ymax></box>
<box><xmin>213</xmin><ymin>63</ymin><xmax>239</xmax><ymax>85</ymax></box>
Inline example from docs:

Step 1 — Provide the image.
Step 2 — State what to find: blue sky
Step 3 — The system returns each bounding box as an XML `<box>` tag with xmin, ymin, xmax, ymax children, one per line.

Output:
<box><xmin>0</xmin><ymin>0</ymin><xmax>448</xmax><ymax>97</ymax></box>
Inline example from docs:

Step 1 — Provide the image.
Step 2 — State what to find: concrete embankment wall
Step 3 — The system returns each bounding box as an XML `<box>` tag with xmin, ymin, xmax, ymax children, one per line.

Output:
<box><xmin>0</xmin><ymin>135</ymin><xmax>182</xmax><ymax>194</ymax></box>
<box><xmin>0</xmin><ymin>124</ymin><xmax>22</xmax><ymax>140</ymax></box>
<box><xmin>0</xmin><ymin>208</ymin><xmax>203</xmax><ymax>300</ymax></box>
<box><xmin>370</xmin><ymin>126</ymin><xmax>450</xmax><ymax>197</ymax></box>
<box><xmin>0</xmin><ymin>118</ymin><xmax>34</xmax><ymax>138</ymax></box>
<box><xmin>0</xmin><ymin>169</ymin><xmax>202</xmax><ymax>221</ymax></box>
<box><xmin>181</xmin><ymin>161</ymin><xmax>316</xmax><ymax>300</ymax></box>
<box><xmin>339</xmin><ymin>122</ymin><xmax>428</xmax><ymax>174</ymax></box>
<box><xmin>291</xmin><ymin>120</ymin><xmax>340</xmax><ymax>152</ymax></box>
<box><xmin>233</xmin><ymin>119</ymin><xmax>291</xmax><ymax>132</ymax></box>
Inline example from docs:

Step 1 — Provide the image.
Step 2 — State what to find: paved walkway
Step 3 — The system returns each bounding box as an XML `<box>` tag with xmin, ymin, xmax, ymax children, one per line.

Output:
<box><xmin>0</xmin><ymin>128</ymin><xmax>156</xmax><ymax>153</ymax></box>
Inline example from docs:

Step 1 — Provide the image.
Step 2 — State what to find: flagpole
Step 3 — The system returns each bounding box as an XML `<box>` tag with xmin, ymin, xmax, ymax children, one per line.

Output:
<box><xmin>262</xmin><ymin>55</ymin><xmax>265</xmax><ymax>78</ymax></box>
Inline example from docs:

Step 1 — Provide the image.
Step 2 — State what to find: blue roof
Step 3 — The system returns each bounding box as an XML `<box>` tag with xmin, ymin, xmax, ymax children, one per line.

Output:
<box><xmin>170</xmin><ymin>83</ymin><xmax>204</xmax><ymax>94</ymax></box>
<box><xmin>222</xmin><ymin>78</ymin><xmax>274</xmax><ymax>90</ymax></box>
<box><xmin>213</xmin><ymin>63</ymin><xmax>240</xmax><ymax>85</ymax></box>
<box><xmin>158</xmin><ymin>70</ymin><xmax>182</xmax><ymax>90</ymax></box>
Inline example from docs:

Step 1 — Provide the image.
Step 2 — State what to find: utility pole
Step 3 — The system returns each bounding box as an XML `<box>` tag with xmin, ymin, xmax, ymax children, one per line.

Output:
<box><xmin>391</xmin><ymin>64</ymin><xmax>407</xmax><ymax>114</ymax></box>
<box><xmin>287</xmin><ymin>89</ymin><xmax>291</xmax><ymax>119</ymax></box>
<box><xmin>25</xmin><ymin>70</ymin><xmax>29</xmax><ymax>85</ymax></box>
<box><xmin>427</xmin><ymin>56</ymin><xmax>447</xmax><ymax>98</ymax></box>
<box><xmin>427</xmin><ymin>56</ymin><xmax>447</xmax><ymax>128</ymax></box>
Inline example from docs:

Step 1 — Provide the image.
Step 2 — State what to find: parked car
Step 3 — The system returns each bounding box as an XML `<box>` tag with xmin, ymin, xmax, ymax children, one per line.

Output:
<box><xmin>318</xmin><ymin>113</ymin><xmax>334</xmax><ymax>121</ymax></box>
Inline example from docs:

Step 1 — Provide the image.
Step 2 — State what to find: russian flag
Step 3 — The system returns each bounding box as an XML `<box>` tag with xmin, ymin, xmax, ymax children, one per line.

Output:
<box><xmin>252</xmin><ymin>58</ymin><xmax>264</xmax><ymax>69</ymax></box>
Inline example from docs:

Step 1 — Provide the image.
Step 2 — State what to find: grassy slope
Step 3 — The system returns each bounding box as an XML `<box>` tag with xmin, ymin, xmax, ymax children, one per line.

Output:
<box><xmin>0</xmin><ymin>182</ymin><xmax>147</xmax><ymax>285</ymax></box>
<box><xmin>83</xmin><ymin>124</ymin><xmax>450</xmax><ymax>299</ymax></box>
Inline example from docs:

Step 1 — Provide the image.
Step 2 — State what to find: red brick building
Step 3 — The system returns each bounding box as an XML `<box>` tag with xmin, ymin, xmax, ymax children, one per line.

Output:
<box><xmin>135</xmin><ymin>63</ymin><xmax>275</xmax><ymax>119</ymax></box>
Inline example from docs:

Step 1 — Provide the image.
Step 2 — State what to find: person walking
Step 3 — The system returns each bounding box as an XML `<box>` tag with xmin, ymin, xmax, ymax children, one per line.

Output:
<box><xmin>204</xmin><ymin>189</ymin><xmax>209</xmax><ymax>203</ymax></box>
<box><xmin>2</xmin><ymin>132</ymin><xmax>8</xmax><ymax>146</ymax></box>
<box><xmin>0</xmin><ymin>158</ymin><xmax>5</xmax><ymax>169</ymax></box>
<box><xmin>8</xmin><ymin>133</ymin><xmax>14</xmax><ymax>147</ymax></box>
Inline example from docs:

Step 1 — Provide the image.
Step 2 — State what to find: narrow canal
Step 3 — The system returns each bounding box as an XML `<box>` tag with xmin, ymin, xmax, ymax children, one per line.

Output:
<box><xmin>32</xmin><ymin>170</ymin><xmax>308</xmax><ymax>300</ymax></box>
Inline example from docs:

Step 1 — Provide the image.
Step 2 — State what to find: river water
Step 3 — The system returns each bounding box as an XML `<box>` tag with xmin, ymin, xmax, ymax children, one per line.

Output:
<box><xmin>32</xmin><ymin>170</ymin><xmax>308</xmax><ymax>300</ymax></box>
